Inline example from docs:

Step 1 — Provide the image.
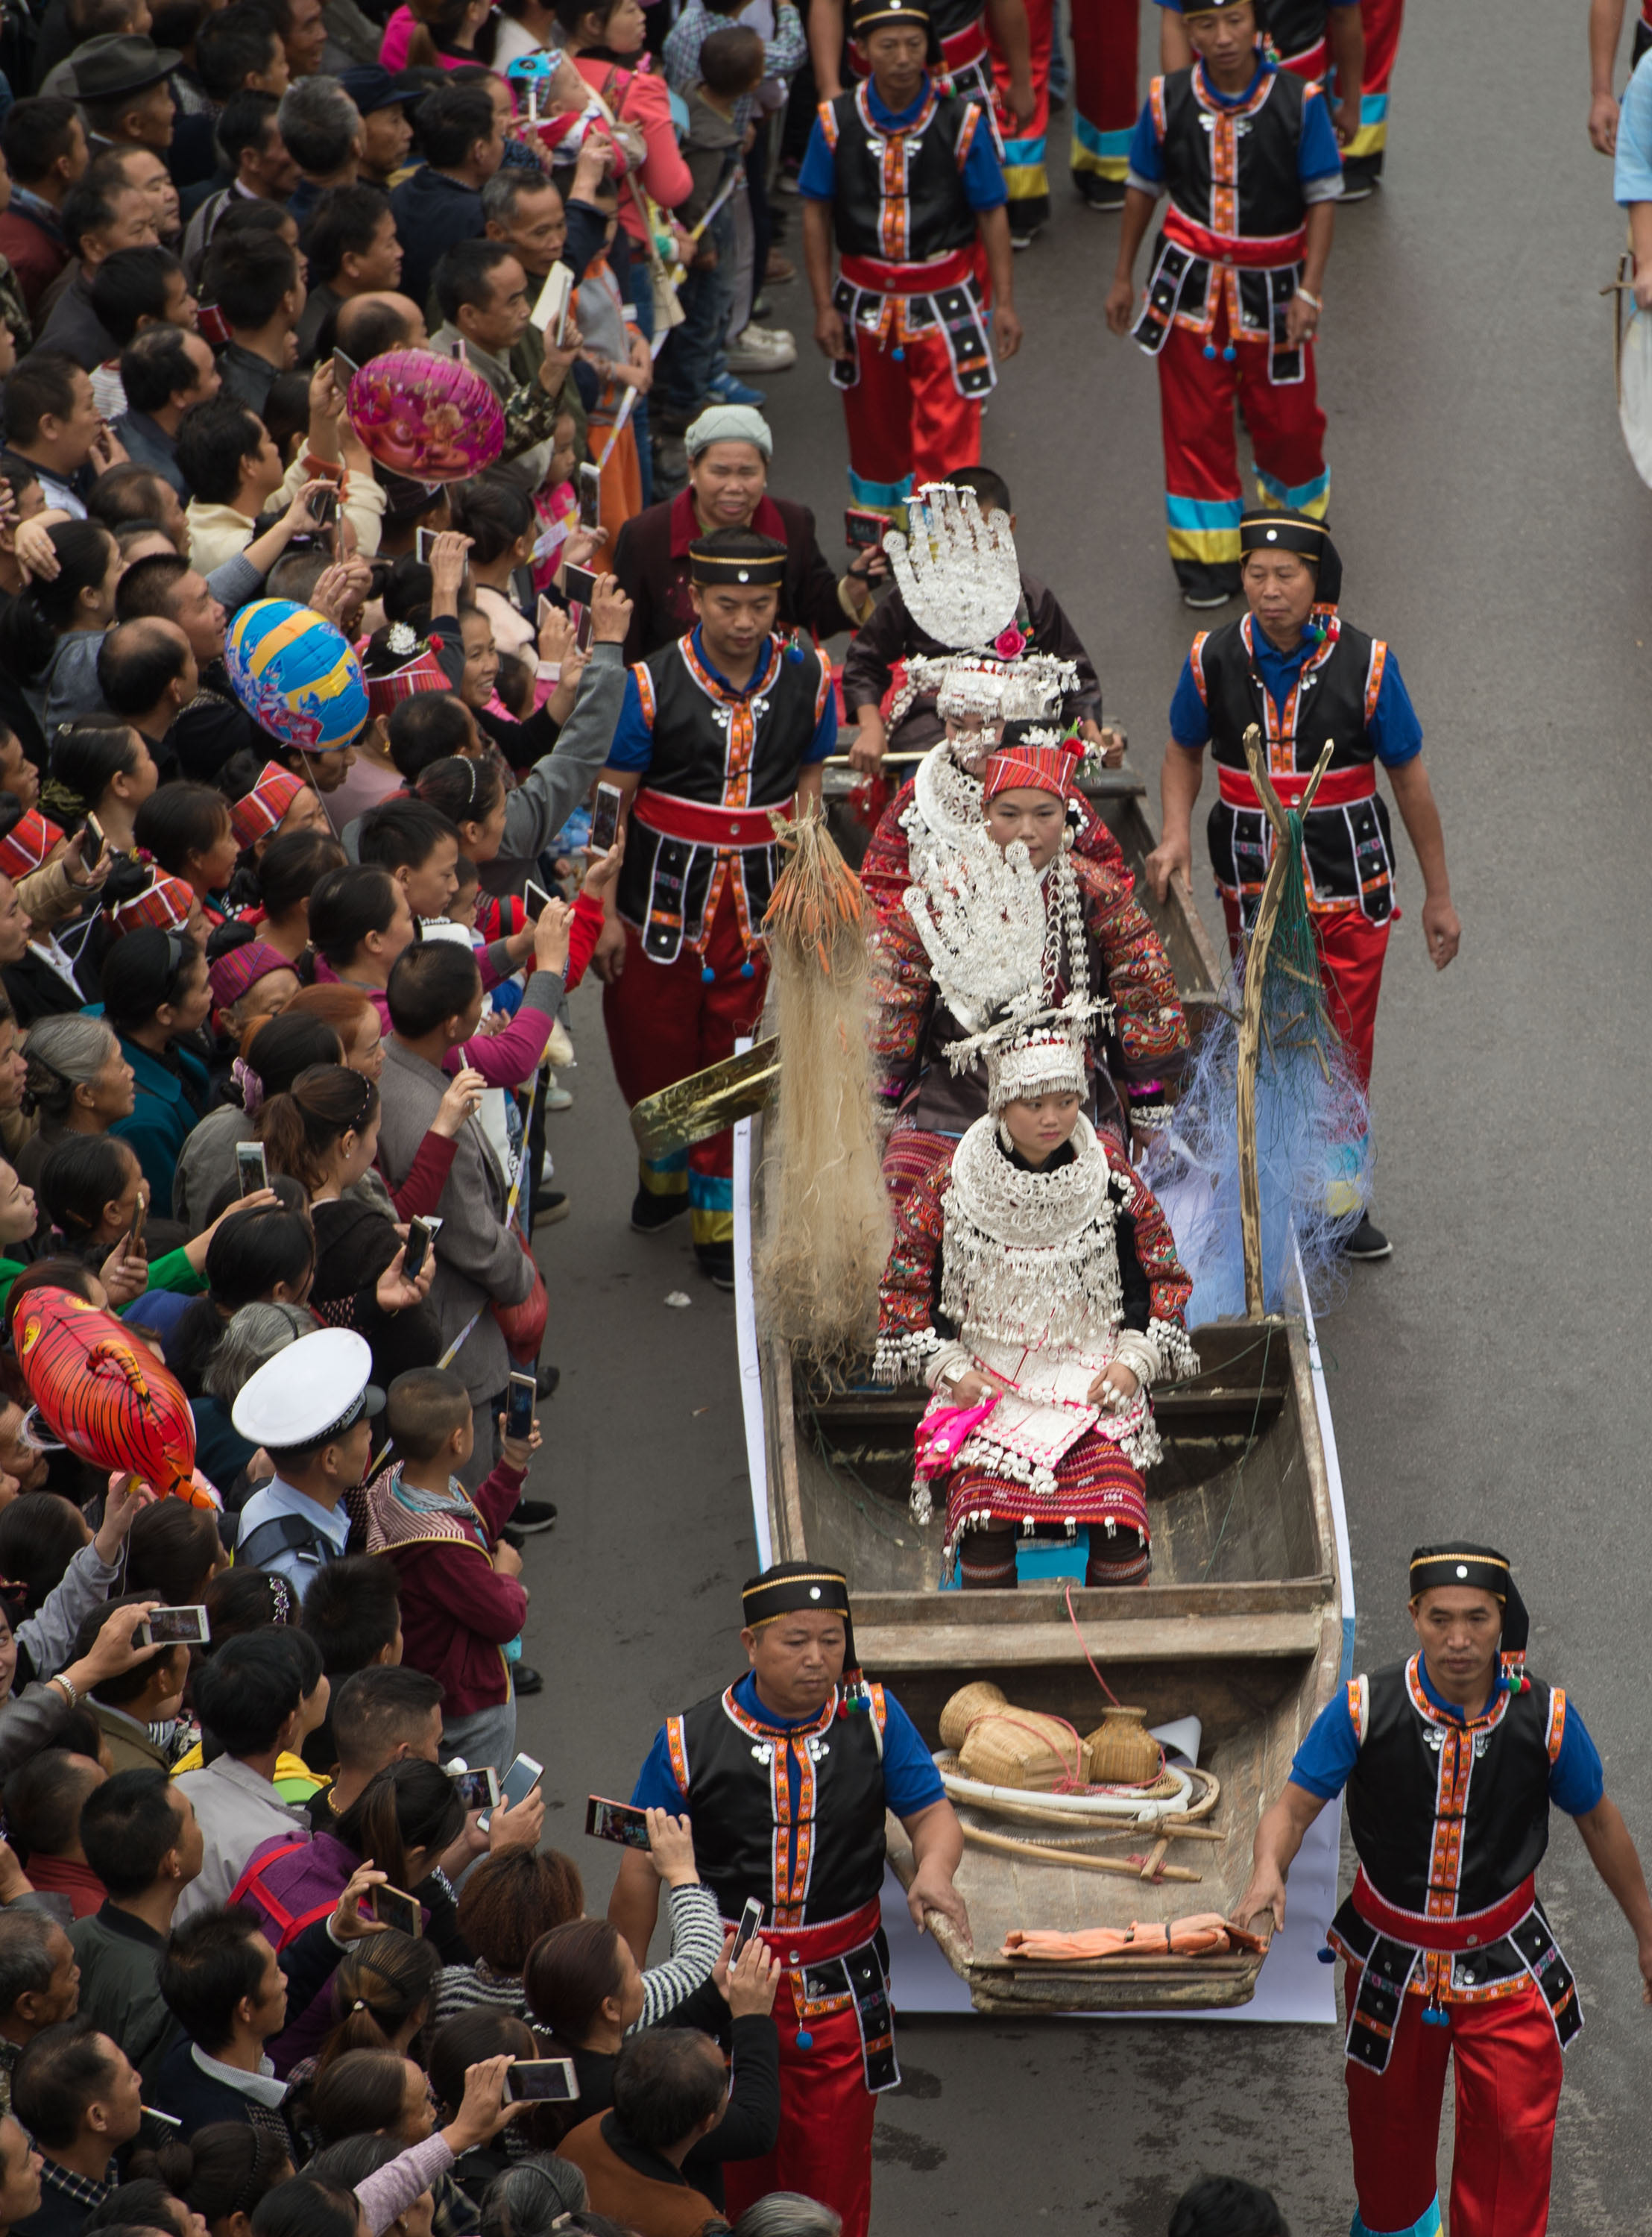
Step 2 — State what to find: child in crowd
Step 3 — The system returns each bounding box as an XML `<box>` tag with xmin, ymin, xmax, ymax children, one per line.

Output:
<box><xmin>659</xmin><ymin>28</ymin><xmax>770</xmax><ymax>430</ymax></box>
<box><xmin>363</xmin><ymin>1364</ymin><xmax>543</xmax><ymax>1775</ymax></box>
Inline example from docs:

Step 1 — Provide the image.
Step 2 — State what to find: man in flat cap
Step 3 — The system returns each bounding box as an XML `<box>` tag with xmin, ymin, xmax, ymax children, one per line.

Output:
<box><xmin>610</xmin><ymin>1561</ymin><xmax>966</xmax><ymax>2237</ymax></box>
<box><xmin>591</xmin><ymin>525</ymin><xmax>834</xmax><ymax>1289</ymax></box>
<box><xmin>1148</xmin><ymin>506</ymin><xmax>1459</xmax><ymax>1258</ymax></box>
<box><xmin>1234</xmin><ymin>1544</ymin><xmax>1652</xmax><ymax>2237</ymax></box>
<box><xmin>1104</xmin><ymin>0</ymin><xmax>1341</xmax><ymax>608</ymax></box>
<box><xmin>232</xmin><ymin>1327</ymin><xmax>385</xmax><ymax>1599</ymax></box>
<box><xmin>798</xmin><ymin>0</ymin><xmax>1021</xmax><ymax>529</ymax></box>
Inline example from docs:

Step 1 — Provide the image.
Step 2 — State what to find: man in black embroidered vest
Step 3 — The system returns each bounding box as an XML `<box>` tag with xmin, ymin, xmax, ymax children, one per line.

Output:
<box><xmin>1233</xmin><ymin>1544</ymin><xmax>1652</xmax><ymax>2237</ymax></box>
<box><xmin>1147</xmin><ymin>508</ymin><xmax>1460</xmax><ymax>1260</ymax></box>
<box><xmin>610</xmin><ymin>1562</ymin><xmax>968</xmax><ymax>2237</ymax></box>
<box><xmin>798</xmin><ymin>0</ymin><xmax>1022</xmax><ymax>526</ymax></box>
<box><xmin>1104</xmin><ymin>0</ymin><xmax>1342</xmax><ymax>607</ymax></box>
<box><xmin>591</xmin><ymin>528</ymin><xmax>833</xmax><ymax>1288</ymax></box>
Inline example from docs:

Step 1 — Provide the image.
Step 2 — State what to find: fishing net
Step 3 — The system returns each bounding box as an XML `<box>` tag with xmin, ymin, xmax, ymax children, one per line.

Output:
<box><xmin>754</xmin><ymin>813</ymin><xmax>892</xmax><ymax>1371</ymax></box>
<box><xmin>1150</xmin><ymin>808</ymin><xmax>1372</xmax><ymax>1320</ymax></box>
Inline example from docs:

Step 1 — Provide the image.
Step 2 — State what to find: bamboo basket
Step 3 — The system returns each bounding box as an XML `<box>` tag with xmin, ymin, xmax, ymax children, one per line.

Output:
<box><xmin>939</xmin><ymin>1681</ymin><xmax>1008</xmax><ymax>1755</ymax></box>
<box><xmin>1084</xmin><ymin>1705</ymin><xmax>1161</xmax><ymax>1784</ymax></box>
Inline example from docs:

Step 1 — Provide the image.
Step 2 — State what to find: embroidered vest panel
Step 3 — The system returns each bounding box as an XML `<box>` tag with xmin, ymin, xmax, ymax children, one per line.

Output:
<box><xmin>1197</xmin><ymin>617</ymin><xmax>1394</xmax><ymax>913</ymax></box>
<box><xmin>615</xmin><ymin>634</ymin><xmax>823</xmax><ymax>954</ymax></box>
<box><xmin>675</xmin><ymin>1685</ymin><xmax>890</xmax><ymax>1924</ymax></box>
<box><xmin>826</xmin><ymin>86</ymin><xmax>981</xmax><ymax>262</ymax></box>
<box><xmin>1159</xmin><ymin>65</ymin><xmax>1311</xmax><ymax>243</ymax></box>
<box><xmin>1345</xmin><ymin>1661</ymin><xmax>1554</xmax><ymax>1916</ymax></box>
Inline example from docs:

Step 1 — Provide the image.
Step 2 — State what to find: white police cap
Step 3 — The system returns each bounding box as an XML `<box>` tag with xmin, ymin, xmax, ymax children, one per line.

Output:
<box><xmin>231</xmin><ymin>1327</ymin><xmax>385</xmax><ymax>1448</ymax></box>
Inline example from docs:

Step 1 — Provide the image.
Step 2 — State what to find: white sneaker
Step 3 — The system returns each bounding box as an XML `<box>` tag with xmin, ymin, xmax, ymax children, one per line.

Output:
<box><xmin>546</xmin><ymin>1082</ymin><xmax>574</xmax><ymax>1111</ymax></box>
<box><xmin>727</xmin><ymin>328</ymin><xmax>797</xmax><ymax>371</ymax></box>
<box><xmin>744</xmin><ymin>321</ymin><xmax>795</xmax><ymax>348</ymax></box>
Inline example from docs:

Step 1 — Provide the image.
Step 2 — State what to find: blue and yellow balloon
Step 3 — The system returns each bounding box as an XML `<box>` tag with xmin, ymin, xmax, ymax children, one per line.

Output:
<box><xmin>224</xmin><ymin>600</ymin><xmax>368</xmax><ymax>755</ymax></box>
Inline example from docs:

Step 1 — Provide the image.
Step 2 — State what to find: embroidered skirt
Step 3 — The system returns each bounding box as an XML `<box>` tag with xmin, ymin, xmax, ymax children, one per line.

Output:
<box><xmin>943</xmin><ymin>1431</ymin><xmax>1149</xmax><ymax>1567</ymax></box>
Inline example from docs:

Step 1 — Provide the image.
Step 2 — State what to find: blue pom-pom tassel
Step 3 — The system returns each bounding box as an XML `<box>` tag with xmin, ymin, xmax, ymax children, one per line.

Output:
<box><xmin>1316</xmin><ymin>1945</ymin><xmax>1336</xmax><ymax>1965</ymax></box>
<box><xmin>795</xmin><ymin>2030</ymin><xmax>813</xmax><ymax>2049</ymax></box>
<box><xmin>740</xmin><ymin>958</ymin><xmax>755</xmax><ymax>978</ymax></box>
<box><xmin>892</xmin><ymin>346</ymin><xmax>905</xmax><ymax>361</ymax></box>
<box><xmin>1222</xmin><ymin>344</ymin><xmax>1236</xmax><ymax>362</ymax></box>
<box><xmin>785</xmin><ymin>635</ymin><xmax>804</xmax><ymax>664</ymax></box>
<box><xmin>1422</xmin><ymin>2004</ymin><xmax>1451</xmax><ymax>2028</ymax></box>
<box><xmin>701</xmin><ymin>964</ymin><xmax>715</xmax><ymax>984</ymax></box>
<box><xmin>1202</xmin><ymin>343</ymin><xmax>1217</xmax><ymax>360</ymax></box>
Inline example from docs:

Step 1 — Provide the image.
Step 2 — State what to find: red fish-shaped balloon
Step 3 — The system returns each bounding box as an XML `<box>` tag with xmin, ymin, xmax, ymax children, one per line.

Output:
<box><xmin>16</xmin><ymin>1288</ymin><xmax>208</xmax><ymax>1506</ymax></box>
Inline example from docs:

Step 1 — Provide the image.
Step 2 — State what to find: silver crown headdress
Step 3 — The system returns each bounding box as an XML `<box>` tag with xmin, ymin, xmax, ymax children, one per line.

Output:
<box><xmin>883</xmin><ymin>484</ymin><xmax>1021</xmax><ymax>650</ymax></box>
<box><xmin>979</xmin><ymin>1006</ymin><xmax>1092</xmax><ymax>1113</ymax></box>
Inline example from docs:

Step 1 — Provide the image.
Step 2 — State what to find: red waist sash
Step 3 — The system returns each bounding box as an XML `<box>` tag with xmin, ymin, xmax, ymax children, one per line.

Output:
<box><xmin>632</xmin><ymin>787</ymin><xmax>784</xmax><ymax>849</ymax></box>
<box><xmin>745</xmin><ymin>1898</ymin><xmax>884</xmax><ymax>1967</ymax></box>
<box><xmin>1351</xmin><ymin>1867</ymin><xmax>1537</xmax><ymax>1954</ymax></box>
<box><xmin>839</xmin><ymin>246</ymin><xmax>977</xmax><ymax>296</ymax></box>
<box><xmin>1164</xmin><ymin>207</ymin><xmax>1308</xmax><ymax>270</ymax></box>
<box><xmin>1217</xmin><ymin>763</ymin><xmax>1375</xmax><ymax>810</ymax></box>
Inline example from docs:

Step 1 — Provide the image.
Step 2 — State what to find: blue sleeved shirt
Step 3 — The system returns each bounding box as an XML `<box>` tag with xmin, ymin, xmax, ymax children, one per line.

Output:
<box><xmin>606</xmin><ymin>630</ymin><xmax>838</xmax><ymax>775</ymax></box>
<box><xmin>1127</xmin><ymin>57</ymin><xmax>1343</xmax><ymax>197</ymax></box>
<box><xmin>1167</xmin><ymin>629</ymin><xmax>1424</xmax><ymax>767</ymax></box>
<box><xmin>632</xmin><ymin>1670</ymin><xmax>946</xmax><ymax>1844</ymax></box>
<box><xmin>1290</xmin><ymin>1658</ymin><xmax>1606</xmax><ymax>1819</ymax></box>
<box><xmin>798</xmin><ymin>77</ymin><xmax>1007</xmax><ymax>211</ymax></box>
<box><xmin>1617</xmin><ymin>45</ymin><xmax>1652</xmax><ymax>204</ymax></box>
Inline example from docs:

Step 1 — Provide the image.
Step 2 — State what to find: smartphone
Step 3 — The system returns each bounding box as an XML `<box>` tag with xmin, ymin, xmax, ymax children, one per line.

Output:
<box><xmin>403</xmin><ymin>1213</ymin><xmax>441</xmax><ymax>1283</ymax></box>
<box><xmin>585</xmin><ymin>1795</ymin><xmax>653</xmax><ymax>1851</ymax></box>
<box><xmin>236</xmin><ymin>1141</ymin><xmax>268</xmax><ymax>1198</ymax></box>
<box><xmin>448</xmin><ymin>1765</ymin><xmax>499</xmax><ymax>1810</ymax></box>
<box><xmin>479</xmin><ymin>1751</ymin><xmax>543</xmax><ymax>1833</ymax></box>
<box><xmin>845</xmin><ymin>506</ymin><xmax>887</xmax><ymax>552</ymax></box>
<box><xmin>530</xmin><ymin>262</ymin><xmax>572</xmax><ymax>337</ymax></box>
<box><xmin>81</xmin><ymin>816</ymin><xmax>105</xmax><ymax>872</ymax></box>
<box><xmin>505</xmin><ymin>1370</ymin><xmax>535</xmax><ymax>1441</ymax></box>
<box><xmin>590</xmin><ymin>781</ymin><xmax>622</xmax><ymax>856</ymax></box>
<box><xmin>577</xmin><ymin>462</ymin><xmax>601</xmax><ymax>532</ymax></box>
<box><xmin>307</xmin><ymin>485</ymin><xmax>338</xmax><ymax>529</ymax></box>
<box><xmin>523</xmin><ymin>878</ymin><xmax>554</xmax><ymax>923</ymax></box>
<box><xmin>731</xmin><ymin>1894</ymin><xmax>765</xmax><ymax>1962</ymax></box>
<box><xmin>450</xmin><ymin>337</ymin><xmax>467</xmax><ymax>362</ymax></box>
<box><xmin>564</xmin><ymin>561</ymin><xmax>597</xmax><ymax>653</ymax></box>
<box><xmin>124</xmin><ymin>1189</ymin><xmax>147</xmax><ymax>1259</ymax></box>
<box><xmin>136</xmin><ymin>1605</ymin><xmax>210</xmax><ymax>1649</ymax></box>
<box><xmin>332</xmin><ymin>346</ymin><xmax>359</xmax><ymax>393</ymax></box>
<box><xmin>369</xmin><ymin>1884</ymin><xmax>422</xmax><ymax>1936</ymax></box>
<box><xmin>416</xmin><ymin>527</ymin><xmax>438</xmax><ymax>565</ymax></box>
<box><xmin>198</xmin><ymin>303</ymin><xmax>230</xmax><ymax>347</ymax></box>
<box><xmin>503</xmin><ymin>2058</ymin><xmax>578</xmax><ymax>2104</ymax></box>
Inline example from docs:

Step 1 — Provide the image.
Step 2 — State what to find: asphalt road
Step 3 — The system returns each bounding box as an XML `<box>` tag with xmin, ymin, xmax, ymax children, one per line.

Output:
<box><xmin>511</xmin><ymin>3</ymin><xmax>1652</xmax><ymax>2227</ymax></box>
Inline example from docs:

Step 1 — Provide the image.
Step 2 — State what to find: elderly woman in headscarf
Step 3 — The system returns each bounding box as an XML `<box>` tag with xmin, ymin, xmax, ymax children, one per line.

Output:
<box><xmin>610</xmin><ymin>404</ymin><xmax>886</xmax><ymax>661</ymax></box>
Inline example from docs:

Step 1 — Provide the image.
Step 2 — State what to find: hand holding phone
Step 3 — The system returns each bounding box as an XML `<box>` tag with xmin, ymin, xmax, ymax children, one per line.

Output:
<box><xmin>368</xmin><ymin>1884</ymin><xmax>422</xmax><ymax>1936</ymax></box>
<box><xmin>504</xmin><ymin>2058</ymin><xmax>578</xmax><ymax>2104</ymax></box>
<box><xmin>585</xmin><ymin>1796</ymin><xmax>654</xmax><ymax>1850</ymax></box>
<box><xmin>236</xmin><ymin>1142</ymin><xmax>269</xmax><ymax>1198</ymax></box>
<box><xmin>590</xmin><ymin>781</ymin><xmax>622</xmax><ymax>856</ymax></box>
<box><xmin>448</xmin><ymin>1764</ymin><xmax>500</xmax><ymax>1810</ymax></box>
<box><xmin>402</xmin><ymin>1215</ymin><xmax>441</xmax><ymax>1284</ymax></box>
<box><xmin>136</xmin><ymin>1605</ymin><xmax>210</xmax><ymax>1649</ymax></box>
<box><xmin>504</xmin><ymin>1371</ymin><xmax>535</xmax><ymax>1444</ymax></box>
<box><xmin>479</xmin><ymin>1752</ymin><xmax>543</xmax><ymax>1835</ymax></box>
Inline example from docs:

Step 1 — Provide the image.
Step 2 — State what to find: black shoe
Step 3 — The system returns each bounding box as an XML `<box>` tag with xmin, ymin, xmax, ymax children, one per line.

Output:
<box><xmin>1343</xmin><ymin>1213</ymin><xmax>1393</xmax><ymax>1261</ymax></box>
<box><xmin>697</xmin><ymin>1245</ymin><xmax>737</xmax><ymax>1292</ymax></box>
<box><xmin>1177</xmin><ymin>560</ymin><xmax>1242</xmax><ymax>609</ymax></box>
<box><xmin>532</xmin><ymin>1188</ymin><xmax>570</xmax><ymax>1223</ymax></box>
<box><xmin>631</xmin><ymin>1186</ymin><xmax>688</xmax><ymax>1234</ymax></box>
<box><xmin>535</xmin><ymin>1361</ymin><xmax>561</xmax><ymax>1400</ymax></box>
<box><xmin>1074</xmin><ymin>174</ymin><xmax>1126</xmax><ymax>211</ymax></box>
<box><xmin>513</xmin><ymin>1663</ymin><xmax>543</xmax><ymax>1697</ymax></box>
<box><xmin>1337</xmin><ymin>156</ymin><xmax>1381</xmax><ymax>201</ymax></box>
<box><xmin>511</xmin><ymin>1498</ymin><xmax>558</xmax><ymax>1533</ymax></box>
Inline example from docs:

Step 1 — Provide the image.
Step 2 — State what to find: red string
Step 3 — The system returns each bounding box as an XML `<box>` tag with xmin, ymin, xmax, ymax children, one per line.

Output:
<box><xmin>1065</xmin><ymin>1581</ymin><xmax>1120</xmax><ymax>1705</ymax></box>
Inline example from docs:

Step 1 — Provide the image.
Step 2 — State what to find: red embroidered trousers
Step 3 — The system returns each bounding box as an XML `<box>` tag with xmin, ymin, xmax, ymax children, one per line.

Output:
<box><xmin>1343</xmin><ymin>1969</ymin><xmax>1563</xmax><ymax>2237</ymax></box>
<box><xmin>1221</xmin><ymin>893</ymin><xmax>1390</xmax><ymax>1092</ymax></box>
<box><xmin>842</xmin><ymin>321</ymin><xmax>982</xmax><ymax>510</ymax></box>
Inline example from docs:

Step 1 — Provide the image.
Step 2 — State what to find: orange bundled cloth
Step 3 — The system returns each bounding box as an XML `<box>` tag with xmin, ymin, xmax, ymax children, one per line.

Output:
<box><xmin>1001</xmin><ymin>1915</ymin><xmax>1270</xmax><ymax>1961</ymax></box>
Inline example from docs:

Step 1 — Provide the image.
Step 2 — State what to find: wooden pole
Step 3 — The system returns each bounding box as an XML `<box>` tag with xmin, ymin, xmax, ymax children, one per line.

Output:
<box><xmin>962</xmin><ymin>1824</ymin><xmax>1203</xmax><ymax>1882</ymax></box>
<box><xmin>1235</xmin><ymin>728</ymin><xmax>1334</xmax><ymax>1318</ymax></box>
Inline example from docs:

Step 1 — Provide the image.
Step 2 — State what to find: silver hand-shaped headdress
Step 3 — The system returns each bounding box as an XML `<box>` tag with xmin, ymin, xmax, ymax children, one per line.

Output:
<box><xmin>883</xmin><ymin>483</ymin><xmax>1021</xmax><ymax>650</ymax></box>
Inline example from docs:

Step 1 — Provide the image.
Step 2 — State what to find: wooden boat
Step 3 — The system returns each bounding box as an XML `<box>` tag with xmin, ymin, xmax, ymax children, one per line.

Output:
<box><xmin>740</xmin><ymin>757</ymin><xmax>1347</xmax><ymax>2014</ymax></box>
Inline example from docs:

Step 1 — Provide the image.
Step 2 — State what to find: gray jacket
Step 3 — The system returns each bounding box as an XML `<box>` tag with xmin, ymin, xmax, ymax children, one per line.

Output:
<box><xmin>341</xmin><ymin>641</ymin><xmax>626</xmax><ymax>872</ymax></box>
<box><xmin>375</xmin><ymin>1025</ymin><xmax>549</xmax><ymax>1404</ymax></box>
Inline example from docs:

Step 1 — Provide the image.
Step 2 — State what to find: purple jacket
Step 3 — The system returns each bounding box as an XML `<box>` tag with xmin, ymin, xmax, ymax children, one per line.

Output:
<box><xmin>233</xmin><ymin>1825</ymin><xmax>354</xmax><ymax>2075</ymax></box>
